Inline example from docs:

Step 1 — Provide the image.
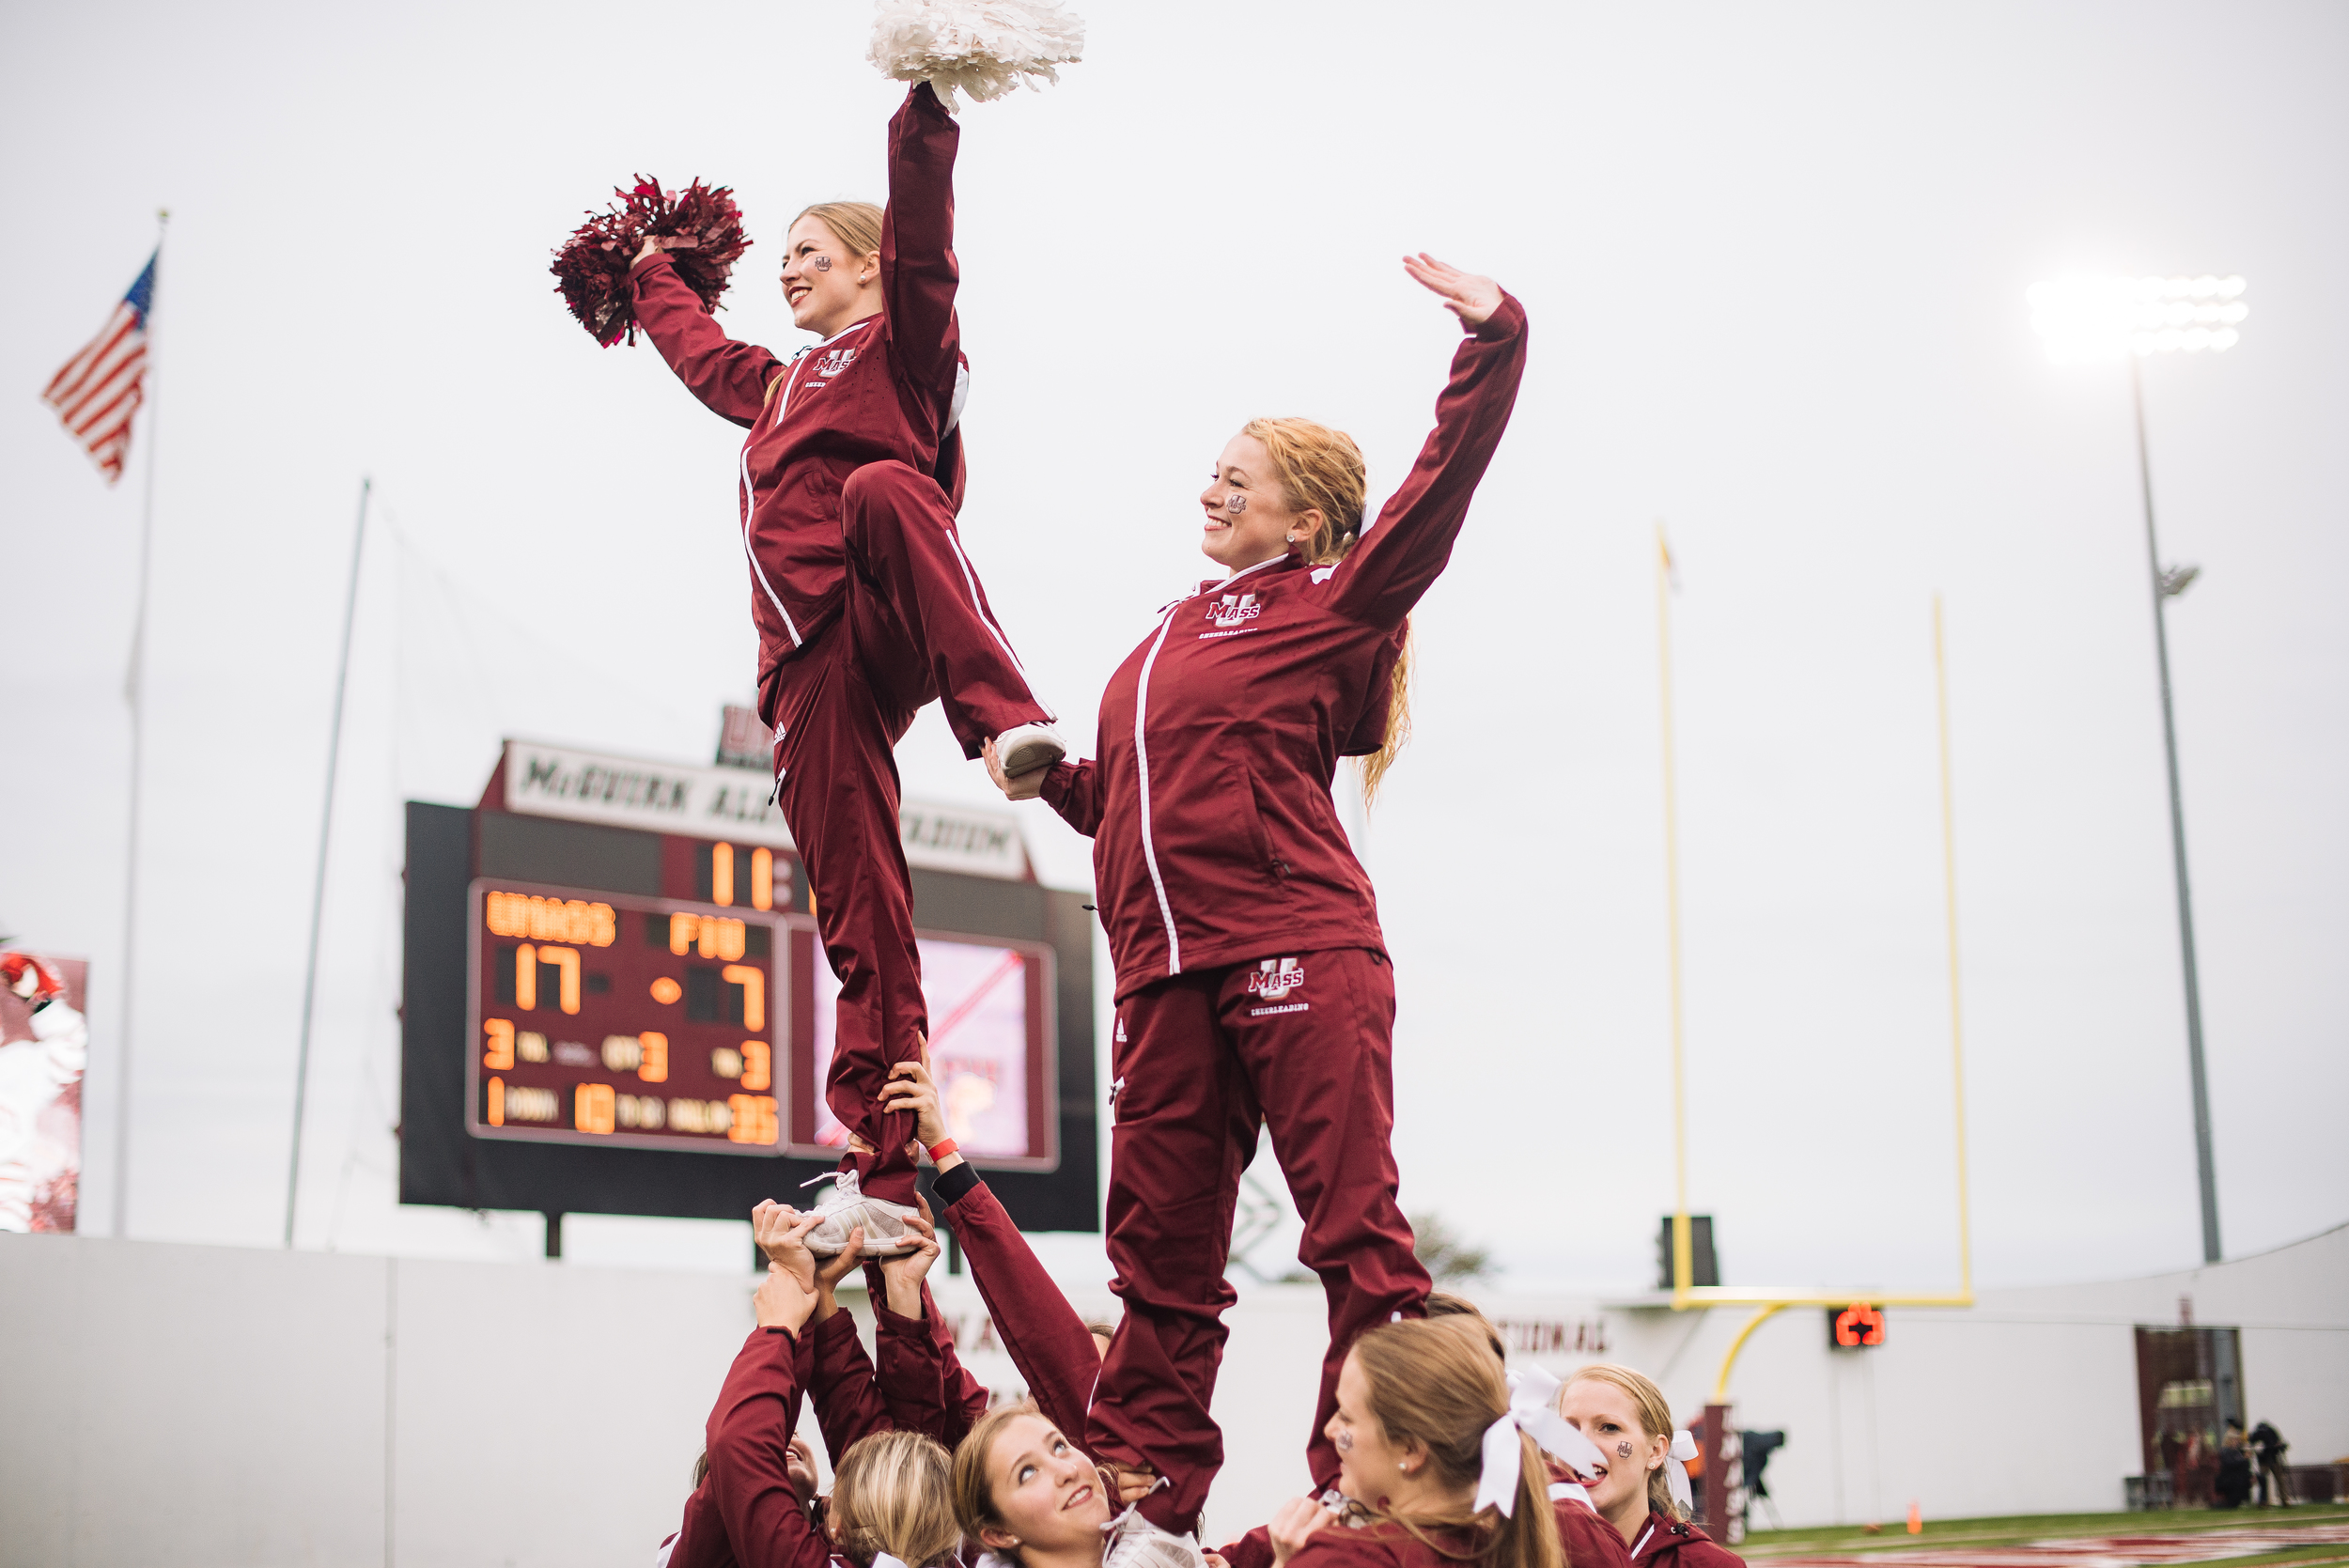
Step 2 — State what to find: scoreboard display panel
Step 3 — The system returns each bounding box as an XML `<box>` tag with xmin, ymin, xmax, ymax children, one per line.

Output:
<box><xmin>468</xmin><ymin>881</ymin><xmax>787</xmax><ymax>1155</ymax></box>
<box><xmin>400</xmin><ymin>738</ymin><xmax>1098</xmax><ymax>1234</ymax></box>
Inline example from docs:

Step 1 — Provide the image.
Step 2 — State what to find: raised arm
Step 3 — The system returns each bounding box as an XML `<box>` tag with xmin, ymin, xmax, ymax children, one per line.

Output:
<box><xmin>880</xmin><ymin>1061</ymin><xmax>1101</xmax><ymax>1441</ymax></box>
<box><xmin>708</xmin><ymin>1253</ymin><xmax>837</xmax><ymax>1568</ymax></box>
<box><xmin>863</xmin><ymin>1200</ymin><xmax>988</xmax><ymax>1445</ymax></box>
<box><xmin>934</xmin><ymin>1161</ymin><xmax>1103</xmax><ymax>1443</ymax></box>
<box><xmin>1321</xmin><ymin>260</ymin><xmax>1528</xmax><ymax>632</ymax></box>
<box><xmin>880</xmin><ymin>82</ymin><xmax>962</xmax><ymax>407</ymax></box>
<box><xmin>628</xmin><ymin>251</ymin><xmax>786</xmax><ymax>427</ymax></box>
<box><xmin>808</xmin><ymin>1303</ymin><xmax>895</xmax><ymax>1464</ymax></box>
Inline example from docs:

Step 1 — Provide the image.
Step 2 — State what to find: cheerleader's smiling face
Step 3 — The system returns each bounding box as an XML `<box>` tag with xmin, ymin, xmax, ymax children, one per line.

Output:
<box><xmin>1201</xmin><ymin>434</ymin><xmax>1317</xmax><ymax>573</ymax></box>
<box><xmin>1558</xmin><ymin>1377</ymin><xmax>1667</xmax><ymax>1522</ymax></box>
<box><xmin>975</xmin><ymin>1413</ymin><xmax>1112</xmax><ymax>1555</ymax></box>
<box><xmin>780</xmin><ymin>216</ymin><xmax>879</xmax><ymax>337</ymax></box>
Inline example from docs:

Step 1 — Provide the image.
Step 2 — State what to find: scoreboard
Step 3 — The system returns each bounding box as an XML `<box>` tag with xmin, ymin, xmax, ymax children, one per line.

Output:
<box><xmin>401</xmin><ymin>739</ymin><xmax>1097</xmax><ymax>1233</ymax></box>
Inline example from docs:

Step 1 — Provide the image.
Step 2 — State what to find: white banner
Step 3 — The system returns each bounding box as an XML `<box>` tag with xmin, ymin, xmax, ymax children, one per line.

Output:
<box><xmin>499</xmin><ymin>740</ymin><xmax>1030</xmax><ymax>880</ymax></box>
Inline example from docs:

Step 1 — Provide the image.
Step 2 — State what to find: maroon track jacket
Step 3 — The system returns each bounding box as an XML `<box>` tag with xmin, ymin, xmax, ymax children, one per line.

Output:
<box><xmin>629</xmin><ymin>82</ymin><xmax>968</xmax><ymax>715</ymax></box>
<box><xmin>1628</xmin><ymin>1512</ymin><xmax>1742</xmax><ymax>1568</ymax></box>
<box><xmin>1217</xmin><ymin>1460</ymin><xmax>1626</xmax><ymax>1568</ymax></box>
<box><xmin>1040</xmin><ymin>298</ymin><xmax>1527</xmax><ymax>1000</ymax></box>
<box><xmin>1285</xmin><ymin>1522</ymin><xmax>1495</xmax><ymax>1568</ymax></box>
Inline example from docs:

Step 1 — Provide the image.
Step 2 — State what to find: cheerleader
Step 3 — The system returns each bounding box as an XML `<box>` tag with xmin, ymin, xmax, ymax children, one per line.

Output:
<box><xmin>1553</xmin><ymin>1367</ymin><xmax>1743</xmax><ymax>1568</ymax></box>
<box><xmin>986</xmin><ymin>256</ymin><xmax>1527</xmax><ymax>1526</ymax></box>
<box><xmin>628</xmin><ymin>81</ymin><xmax>1064</xmax><ymax>1248</ymax></box>
<box><xmin>1258</xmin><ymin>1320</ymin><xmax>1561</xmax><ymax>1568</ymax></box>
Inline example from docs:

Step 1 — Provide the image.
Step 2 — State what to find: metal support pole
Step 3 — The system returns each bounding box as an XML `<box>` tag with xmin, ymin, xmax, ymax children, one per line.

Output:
<box><xmin>1932</xmin><ymin>598</ymin><xmax>1975</xmax><ymax>1299</ymax></box>
<box><xmin>1656</xmin><ymin>523</ymin><xmax>1695</xmax><ymax>1307</ymax></box>
<box><xmin>2129</xmin><ymin>357</ymin><xmax>2220</xmax><ymax>1265</ymax></box>
<box><xmin>285</xmin><ymin>476</ymin><xmax>372</xmax><ymax>1248</ymax></box>
<box><xmin>113</xmin><ymin>208</ymin><xmax>168</xmax><ymax>1238</ymax></box>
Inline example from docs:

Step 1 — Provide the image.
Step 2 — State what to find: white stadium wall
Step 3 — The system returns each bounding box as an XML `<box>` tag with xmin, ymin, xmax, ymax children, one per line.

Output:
<box><xmin>2</xmin><ymin>1222</ymin><xmax>2342</xmax><ymax>1567</ymax></box>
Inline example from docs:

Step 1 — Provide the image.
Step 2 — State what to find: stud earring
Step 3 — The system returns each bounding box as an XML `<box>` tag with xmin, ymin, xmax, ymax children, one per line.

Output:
<box><xmin>1285</xmin><ymin>532</ymin><xmax>1301</xmax><ymax>543</ymax></box>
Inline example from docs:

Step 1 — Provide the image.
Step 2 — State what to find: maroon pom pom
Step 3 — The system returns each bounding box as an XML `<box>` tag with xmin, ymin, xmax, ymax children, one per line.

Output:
<box><xmin>551</xmin><ymin>176</ymin><xmax>752</xmax><ymax>348</ymax></box>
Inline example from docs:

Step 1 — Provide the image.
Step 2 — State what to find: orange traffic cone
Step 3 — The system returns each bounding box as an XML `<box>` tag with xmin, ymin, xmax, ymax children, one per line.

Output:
<box><xmin>1906</xmin><ymin>1502</ymin><xmax>1923</xmax><ymax>1535</ymax></box>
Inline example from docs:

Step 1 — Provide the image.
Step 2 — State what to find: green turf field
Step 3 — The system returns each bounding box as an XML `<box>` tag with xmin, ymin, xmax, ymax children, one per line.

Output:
<box><xmin>1742</xmin><ymin>1502</ymin><xmax>2349</xmax><ymax>1560</ymax></box>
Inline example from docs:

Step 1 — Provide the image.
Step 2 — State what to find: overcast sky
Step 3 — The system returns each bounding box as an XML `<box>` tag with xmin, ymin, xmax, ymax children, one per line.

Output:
<box><xmin>5</xmin><ymin>0</ymin><xmax>2344</xmax><ymax>1294</ymax></box>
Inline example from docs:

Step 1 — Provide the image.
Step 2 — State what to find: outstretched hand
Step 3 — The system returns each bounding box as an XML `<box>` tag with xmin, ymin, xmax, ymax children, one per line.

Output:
<box><xmin>1402</xmin><ymin>254</ymin><xmax>1502</xmax><ymax>327</ymax></box>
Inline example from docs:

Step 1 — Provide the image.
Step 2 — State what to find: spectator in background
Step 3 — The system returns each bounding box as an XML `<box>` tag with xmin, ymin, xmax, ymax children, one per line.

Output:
<box><xmin>2213</xmin><ymin>1426</ymin><xmax>2253</xmax><ymax>1509</ymax></box>
<box><xmin>2248</xmin><ymin>1421</ymin><xmax>2291</xmax><ymax>1508</ymax></box>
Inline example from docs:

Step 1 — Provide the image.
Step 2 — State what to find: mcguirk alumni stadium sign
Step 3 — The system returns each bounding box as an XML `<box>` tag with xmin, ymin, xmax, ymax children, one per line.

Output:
<box><xmin>496</xmin><ymin>740</ymin><xmax>1031</xmax><ymax>881</ymax></box>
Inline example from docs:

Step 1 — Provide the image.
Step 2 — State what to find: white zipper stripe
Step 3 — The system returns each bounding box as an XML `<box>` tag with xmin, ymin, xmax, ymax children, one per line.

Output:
<box><xmin>1132</xmin><ymin>605</ymin><xmax>1183</xmax><ymax>973</ymax></box>
<box><xmin>942</xmin><ymin>526</ymin><xmax>1054</xmax><ymax>723</ymax></box>
<box><xmin>740</xmin><ymin>439</ymin><xmax>803</xmax><ymax>646</ymax></box>
<box><xmin>1632</xmin><ymin>1526</ymin><xmax>1655</xmax><ymax>1559</ymax></box>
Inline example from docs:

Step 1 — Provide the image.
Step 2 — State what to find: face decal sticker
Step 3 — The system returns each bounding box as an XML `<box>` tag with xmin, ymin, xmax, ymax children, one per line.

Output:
<box><xmin>1224</xmin><ymin>493</ymin><xmax>1247</xmax><ymax>515</ymax></box>
<box><xmin>811</xmin><ymin>254</ymin><xmax>832</xmax><ymax>272</ymax></box>
<box><xmin>1617</xmin><ymin>1440</ymin><xmax>1634</xmax><ymax>1458</ymax></box>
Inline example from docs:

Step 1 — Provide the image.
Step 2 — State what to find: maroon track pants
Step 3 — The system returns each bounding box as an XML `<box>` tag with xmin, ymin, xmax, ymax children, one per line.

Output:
<box><xmin>764</xmin><ymin>460</ymin><xmax>1051</xmax><ymax>1205</ymax></box>
<box><xmin>1086</xmin><ymin>947</ymin><xmax>1432</xmax><ymax>1531</ymax></box>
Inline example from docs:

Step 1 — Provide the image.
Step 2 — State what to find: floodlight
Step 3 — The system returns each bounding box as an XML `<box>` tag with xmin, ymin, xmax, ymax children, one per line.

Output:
<box><xmin>2026</xmin><ymin>266</ymin><xmax>2248</xmax><ymax>1267</ymax></box>
<box><xmin>2027</xmin><ymin>274</ymin><xmax>2248</xmax><ymax>363</ymax></box>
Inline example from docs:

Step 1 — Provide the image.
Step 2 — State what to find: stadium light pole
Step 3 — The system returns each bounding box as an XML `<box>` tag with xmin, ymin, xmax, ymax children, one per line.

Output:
<box><xmin>2028</xmin><ymin>273</ymin><xmax>2247</xmax><ymax>1265</ymax></box>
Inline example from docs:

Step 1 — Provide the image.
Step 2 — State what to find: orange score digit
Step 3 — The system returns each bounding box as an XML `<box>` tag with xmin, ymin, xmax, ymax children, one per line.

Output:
<box><xmin>708</xmin><ymin>844</ymin><xmax>776</xmax><ymax>911</ymax></box>
<box><xmin>514</xmin><ymin>944</ymin><xmax>582</xmax><ymax>1015</ymax></box>
<box><xmin>727</xmin><ymin>1094</ymin><xmax>779</xmax><ymax>1145</ymax></box>
<box><xmin>576</xmin><ymin>1082</ymin><xmax>616</xmax><ymax>1136</ymax></box>
<box><xmin>720</xmin><ymin>965</ymin><xmax>765</xmax><ymax>1031</ymax></box>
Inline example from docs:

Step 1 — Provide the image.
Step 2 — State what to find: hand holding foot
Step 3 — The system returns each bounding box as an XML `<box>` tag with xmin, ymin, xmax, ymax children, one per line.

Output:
<box><xmin>881</xmin><ymin>1056</ymin><xmax>956</xmax><ymax>1162</ymax></box>
<box><xmin>987</xmin><ymin>723</ymin><xmax>1065</xmax><ymax>799</ymax></box>
<box><xmin>754</xmin><ymin>1201</ymin><xmax>823</xmax><ymax>1291</ymax></box>
<box><xmin>876</xmin><ymin>1197</ymin><xmax>944</xmax><ymax>1316</ymax></box>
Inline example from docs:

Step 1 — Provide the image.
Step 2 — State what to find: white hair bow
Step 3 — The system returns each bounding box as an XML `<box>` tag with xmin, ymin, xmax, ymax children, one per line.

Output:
<box><xmin>1664</xmin><ymin>1430</ymin><xmax>1699</xmax><ymax>1514</ymax></box>
<box><xmin>1475</xmin><ymin>1369</ymin><xmax>1613</xmax><ymax>1518</ymax></box>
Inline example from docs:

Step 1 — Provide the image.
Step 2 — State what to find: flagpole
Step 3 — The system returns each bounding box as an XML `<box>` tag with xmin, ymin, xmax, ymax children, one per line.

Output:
<box><xmin>113</xmin><ymin>207</ymin><xmax>167</xmax><ymax>1239</ymax></box>
<box><xmin>285</xmin><ymin>476</ymin><xmax>372</xmax><ymax>1248</ymax></box>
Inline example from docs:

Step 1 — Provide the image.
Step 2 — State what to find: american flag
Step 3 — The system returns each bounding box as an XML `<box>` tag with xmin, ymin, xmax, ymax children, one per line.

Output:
<box><xmin>43</xmin><ymin>251</ymin><xmax>157</xmax><ymax>485</ymax></box>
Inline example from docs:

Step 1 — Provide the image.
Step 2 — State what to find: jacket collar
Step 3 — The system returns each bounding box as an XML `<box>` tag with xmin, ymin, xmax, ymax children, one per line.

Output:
<box><xmin>1194</xmin><ymin>551</ymin><xmax>1303</xmax><ymax>597</ymax></box>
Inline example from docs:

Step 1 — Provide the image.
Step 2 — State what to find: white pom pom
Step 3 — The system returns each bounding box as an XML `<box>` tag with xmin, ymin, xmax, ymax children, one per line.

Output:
<box><xmin>868</xmin><ymin>0</ymin><xmax>1086</xmax><ymax>112</ymax></box>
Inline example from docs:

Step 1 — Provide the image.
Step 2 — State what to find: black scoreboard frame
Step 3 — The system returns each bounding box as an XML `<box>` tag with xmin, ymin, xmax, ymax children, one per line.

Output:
<box><xmin>400</xmin><ymin>800</ymin><xmax>1099</xmax><ymax>1234</ymax></box>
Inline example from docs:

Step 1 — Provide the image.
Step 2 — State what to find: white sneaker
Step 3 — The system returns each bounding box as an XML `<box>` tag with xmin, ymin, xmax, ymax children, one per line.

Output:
<box><xmin>802</xmin><ymin>1169</ymin><xmax>919</xmax><ymax>1257</ymax></box>
<box><xmin>1100</xmin><ymin>1508</ymin><xmax>1206</xmax><ymax>1568</ymax></box>
<box><xmin>994</xmin><ymin>722</ymin><xmax>1066</xmax><ymax>778</ymax></box>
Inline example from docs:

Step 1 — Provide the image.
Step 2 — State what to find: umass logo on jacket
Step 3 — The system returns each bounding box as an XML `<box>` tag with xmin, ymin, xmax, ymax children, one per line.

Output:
<box><xmin>1204</xmin><ymin>591</ymin><xmax>1262</xmax><ymax>629</ymax></box>
<box><xmin>814</xmin><ymin>345</ymin><xmax>860</xmax><ymax>380</ymax></box>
